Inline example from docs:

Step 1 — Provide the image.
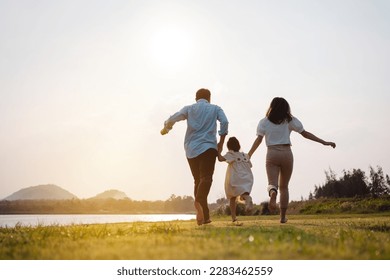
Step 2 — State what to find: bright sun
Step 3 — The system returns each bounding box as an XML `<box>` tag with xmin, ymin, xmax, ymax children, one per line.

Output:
<box><xmin>149</xmin><ymin>26</ymin><xmax>193</xmax><ymax>70</ymax></box>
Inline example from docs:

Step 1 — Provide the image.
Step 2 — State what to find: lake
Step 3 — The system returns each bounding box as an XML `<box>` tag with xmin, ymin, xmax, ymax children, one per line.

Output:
<box><xmin>0</xmin><ymin>214</ymin><xmax>196</xmax><ymax>228</ymax></box>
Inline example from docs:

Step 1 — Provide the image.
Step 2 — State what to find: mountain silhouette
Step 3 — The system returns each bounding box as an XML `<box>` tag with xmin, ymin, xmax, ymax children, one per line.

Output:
<box><xmin>92</xmin><ymin>189</ymin><xmax>129</xmax><ymax>200</ymax></box>
<box><xmin>4</xmin><ymin>184</ymin><xmax>78</xmax><ymax>200</ymax></box>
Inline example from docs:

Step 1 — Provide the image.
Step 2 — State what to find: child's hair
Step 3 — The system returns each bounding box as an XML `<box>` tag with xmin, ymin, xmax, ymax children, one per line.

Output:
<box><xmin>227</xmin><ymin>137</ymin><xmax>240</xmax><ymax>152</ymax></box>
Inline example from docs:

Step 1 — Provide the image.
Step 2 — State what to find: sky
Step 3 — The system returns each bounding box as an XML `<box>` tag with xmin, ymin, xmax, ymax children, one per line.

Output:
<box><xmin>1</xmin><ymin>0</ymin><xmax>389</xmax><ymax>204</ymax></box>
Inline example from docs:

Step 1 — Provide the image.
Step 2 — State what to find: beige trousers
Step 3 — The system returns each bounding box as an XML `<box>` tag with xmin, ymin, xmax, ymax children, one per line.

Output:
<box><xmin>266</xmin><ymin>145</ymin><xmax>293</xmax><ymax>209</ymax></box>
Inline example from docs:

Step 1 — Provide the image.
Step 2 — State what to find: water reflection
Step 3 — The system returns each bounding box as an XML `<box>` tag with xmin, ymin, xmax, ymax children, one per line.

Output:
<box><xmin>0</xmin><ymin>214</ymin><xmax>196</xmax><ymax>228</ymax></box>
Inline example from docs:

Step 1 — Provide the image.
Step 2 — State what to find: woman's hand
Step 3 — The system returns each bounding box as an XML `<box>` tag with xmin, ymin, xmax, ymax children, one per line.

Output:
<box><xmin>325</xmin><ymin>142</ymin><xmax>336</xmax><ymax>148</ymax></box>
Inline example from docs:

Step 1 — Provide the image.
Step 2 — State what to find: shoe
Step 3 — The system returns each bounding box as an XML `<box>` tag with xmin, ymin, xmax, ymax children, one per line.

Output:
<box><xmin>269</xmin><ymin>191</ymin><xmax>277</xmax><ymax>213</ymax></box>
<box><xmin>194</xmin><ymin>201</ymin><xmax>204</xmax><ymax>225</ymax></box>
<box><xmin>245</xmin><ymin>195</ymin><xmax>253</xmax><ymax>214</ymax></box>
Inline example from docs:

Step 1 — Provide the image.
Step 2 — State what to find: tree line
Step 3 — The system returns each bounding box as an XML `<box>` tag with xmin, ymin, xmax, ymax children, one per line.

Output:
<box><xmin>310</xmin><ymin>166</ymin><xmax>390</xmax><ymax>199</ymax></box>
<box><xmin>2</xmin><ymin>166</ymin><xmax>389</xmax><ymax>215</ymax></box>
<box><xmin>0</xmin><ymin>194</ymin><xmax>196</xmax><ymax>214</ymax></box>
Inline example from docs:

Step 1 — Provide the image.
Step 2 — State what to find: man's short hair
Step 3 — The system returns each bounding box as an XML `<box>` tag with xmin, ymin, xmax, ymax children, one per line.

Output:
<box><xmin>196</xmin><ymin>88</ymin><xmax>211</xmax><ymax>101</ymax></box>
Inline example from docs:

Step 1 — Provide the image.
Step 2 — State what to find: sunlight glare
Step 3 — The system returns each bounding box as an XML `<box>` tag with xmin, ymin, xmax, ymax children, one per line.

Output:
<box><xmin>149</xmin><ymin>26</ymin><xmax>193</xmax><ymax>70</ymax></box>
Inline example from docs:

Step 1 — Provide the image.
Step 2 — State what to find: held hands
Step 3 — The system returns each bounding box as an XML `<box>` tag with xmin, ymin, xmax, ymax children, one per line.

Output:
<box><xmin>217</xmin><ymin>135</ymin><xmax>226</xmax><ymax>162</ymax></box>
<box><xmin>217</xmin><ymin>154</ymin><xmax>226</xmax><ymax>162</ymax></box>
<box><xmin>217</xmin><ymin>143</ymin><xmax>224</xmax><ymax>162</ymax></box>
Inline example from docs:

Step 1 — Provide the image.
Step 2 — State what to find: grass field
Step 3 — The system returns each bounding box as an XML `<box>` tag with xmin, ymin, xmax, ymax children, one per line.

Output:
<box><xmin>0</xmin><ymin>213</ymin><xmax>389</xmax><ymax>260</ymax></box>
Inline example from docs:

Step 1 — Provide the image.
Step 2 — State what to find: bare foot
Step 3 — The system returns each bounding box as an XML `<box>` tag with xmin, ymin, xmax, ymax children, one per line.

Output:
<box><xmin>280</xmin><ymin>218</ymin><xmax>288</xmax><ymax>224</ymax></box>
<box><xmin>245</xmin><ymin>195</ymin><xmax>254</xmax><ymax>214</ymax></box>
<box><xmin>194</xmin><ymin>201</ymin><xmax>204</xmax><ymax>225</ymax></box>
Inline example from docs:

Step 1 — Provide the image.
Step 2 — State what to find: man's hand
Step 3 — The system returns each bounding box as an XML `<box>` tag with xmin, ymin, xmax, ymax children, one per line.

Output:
<box><xmin>160</xmin><ymin>127</ymin><xmax>169</xmax><ymax>135</ymax></box>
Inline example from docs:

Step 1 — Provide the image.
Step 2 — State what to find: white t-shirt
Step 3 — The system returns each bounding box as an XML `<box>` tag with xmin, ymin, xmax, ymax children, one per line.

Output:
<box><xmin>256</xmin><ymin>116</ymin><xmax>304</xmax><ymax>146</ymax></box>
<box><xmin>223</xmin><ymin>151</ymin><xmax>254</xmax><ymax>199</ymax></box>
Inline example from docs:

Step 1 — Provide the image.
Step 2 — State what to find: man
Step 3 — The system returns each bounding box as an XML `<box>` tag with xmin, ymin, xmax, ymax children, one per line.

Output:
<box><xmin>161</xmin><ymin>88</ymin><xmax>229</xmax><ymax>225</ymax></box>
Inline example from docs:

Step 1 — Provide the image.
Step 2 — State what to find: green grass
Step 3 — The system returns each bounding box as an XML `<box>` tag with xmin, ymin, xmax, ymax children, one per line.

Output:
<box><xmin>1</xmin><ymin>214</ymin><xmax>389</xmax><ymax>260</ymax></box>
<box><xmin>293</xmin><ymin>197</ymin><xmax>390</xmax><ymax>214</ymax></box>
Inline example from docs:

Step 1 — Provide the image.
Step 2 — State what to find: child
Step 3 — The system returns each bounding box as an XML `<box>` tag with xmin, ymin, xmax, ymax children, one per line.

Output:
<box><xmin>218</xmin><ymin>137</ymin><xmax>254</xmax><ymax>223</ymax></box>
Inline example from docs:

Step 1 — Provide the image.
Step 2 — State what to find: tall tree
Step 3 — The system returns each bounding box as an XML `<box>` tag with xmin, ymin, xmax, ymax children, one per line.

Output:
<box><xmin>369</xmin><ymin>166</ymin><xmax>390</xmax><ymax>197</ymax></box>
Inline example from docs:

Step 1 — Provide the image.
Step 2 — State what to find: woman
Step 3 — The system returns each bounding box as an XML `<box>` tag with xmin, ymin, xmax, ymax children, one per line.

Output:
<box><xmin>248</xmin><ymin>97</ymin><xmax>336</xmax><ymax>223</ymax></box>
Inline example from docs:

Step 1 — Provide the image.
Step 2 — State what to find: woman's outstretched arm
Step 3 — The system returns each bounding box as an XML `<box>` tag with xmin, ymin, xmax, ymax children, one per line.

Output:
<box><xmin>300</xmin><ymin>130</ymin><xmax>336</xmax><ymax>148</ymax></box>
<box><xmin>248</xmin><ymin>135</ymin><xmax>264</xmax><ymax>158</ymax></box>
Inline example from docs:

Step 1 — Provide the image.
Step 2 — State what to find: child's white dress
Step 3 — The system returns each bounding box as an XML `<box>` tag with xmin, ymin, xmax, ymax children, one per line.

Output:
<box><xmin>223</xmin><ymin>151</ymin><xmax>254</xmax><ymax>199</ymax></box>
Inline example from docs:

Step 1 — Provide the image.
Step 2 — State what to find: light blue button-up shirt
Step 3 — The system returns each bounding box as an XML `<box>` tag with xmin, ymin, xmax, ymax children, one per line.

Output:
<box><xmin>165</xmin><ymin>99</ymin><xmax>229</xmax><ymax>158</ymax></box>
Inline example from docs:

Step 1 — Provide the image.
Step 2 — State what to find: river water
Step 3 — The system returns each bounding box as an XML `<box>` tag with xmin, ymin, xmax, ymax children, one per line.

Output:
<box><xmin>0</xmin><ymin>214</ymin><xmax>196</xmax><ymax>228</ymax></box>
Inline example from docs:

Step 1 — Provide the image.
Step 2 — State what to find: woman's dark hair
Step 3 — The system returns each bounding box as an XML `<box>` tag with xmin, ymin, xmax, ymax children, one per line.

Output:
<box><xmin>266</xmin><ymin>97</ymin><xmax>293</xmax><ymax>124</ymax></box>
<box><xmin>227</xmin><ymin>137</ymin><xmax>240</xmax><ymax>152</ymax></box>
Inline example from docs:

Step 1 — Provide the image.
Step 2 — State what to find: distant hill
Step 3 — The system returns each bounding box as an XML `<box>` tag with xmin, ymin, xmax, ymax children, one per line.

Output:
<box><xmin>4</xmin><ymin>184</ymin><xmax>78</xmax><ymax>201</ymax></box>
<box><xmin>92</xmin><ymin>189</ymin><xmax>129</xmax><ymax>200</ymax></box>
